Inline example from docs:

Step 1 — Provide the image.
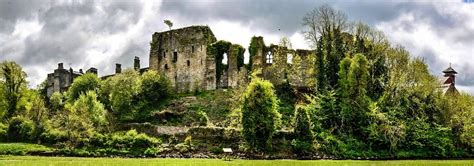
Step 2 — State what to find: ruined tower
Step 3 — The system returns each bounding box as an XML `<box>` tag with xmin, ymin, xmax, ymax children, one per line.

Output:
<box><xmin>149</xmin><ymin>26</ymin><xmax>217</xmax><ymax>93</ymax></box>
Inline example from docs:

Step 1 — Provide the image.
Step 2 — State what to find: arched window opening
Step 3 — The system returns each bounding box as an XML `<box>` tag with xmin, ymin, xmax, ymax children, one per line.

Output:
<box><xmin>187</xmin><ymin>60</ymin><xmax>190</xmax><ymax>66</ymax></box>
<box><xmin>164</xmin><ymin>64</ymin><xmax>169</xmax><ymax>70</ymax></box>
<box><xmin>266</xmin><ymin>51</ymin><xmax>273</xmax><ymax>64</ymax></box>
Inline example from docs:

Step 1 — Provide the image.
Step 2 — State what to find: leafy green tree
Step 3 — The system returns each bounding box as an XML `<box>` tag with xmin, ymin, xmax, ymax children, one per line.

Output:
<box><xmin>0</xmin><ymin>61</ymin><xmax>28</xmax><ymax>120</ymax></box>
<box><xmin>108</xmin><ymin>69</ymin><xmax>141</xmax><ymax>122</ymax></box>
<box><xmin>25</xmin><ymin>90</ymin><xmax>48</xmax><ymax>141</ymax></box>
<box><xmin>66</xmin><ymin>73</ymin><xmax>101</xmax><ymax>102</ymax></box>
<box><xmin>134</xmin><ymin>70</ymin><xmax>173</xmax><ymax>120</ymax></box>
<box><xmin>7</xmin><ymin>116</ymin><xmax>34</xmax><ymax>142</ymax></box>
<box><xmin>49</xmin><ymin>92</ymin><xmax>64</xmax><ymax>112</ymax></box>
<box><xmin>138</xmin><ymin>70</ymin><xmax>173</xmax><ymax>107</ymax></box>
<box><xmin>241</xmin><ymin>75</ymin><xmax>281</xmax><ymax>152</ymax></box>
<box><xmin>69</xmin><ymin>91</ymin><xmax>107</xmax><ymax>128</ymax></box>
<box><xmin>346</xmin><ymin>53</ymin><xmax>370</xmax><ymax>134</ymax></box>
<box><xmin>292</xmin><ymin>106</ymin><xmax>314</xmax><ymax>155</ymax></box>
<box><xmin>164</xmin><ymin>20</ymin><xmax>173</xmax><ymax>30</ymax></box>
<box><xmin>315</xmin><ymin>36</ymin><xmax>326</xmax><ymax>93</ymax></box>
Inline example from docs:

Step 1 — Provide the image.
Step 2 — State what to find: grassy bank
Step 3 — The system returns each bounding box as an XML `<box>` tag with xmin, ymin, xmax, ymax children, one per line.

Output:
<box><xmin>0</xmin><ymin>156</ymin><xmax>472</xmax><ymax>166</ymax></box>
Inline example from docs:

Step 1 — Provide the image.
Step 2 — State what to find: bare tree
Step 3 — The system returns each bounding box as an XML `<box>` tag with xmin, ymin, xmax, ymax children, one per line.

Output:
<box><xmin>302</xmin><ymin>5</ymin><xmax>348</xmax><ymax>48</ymax></box>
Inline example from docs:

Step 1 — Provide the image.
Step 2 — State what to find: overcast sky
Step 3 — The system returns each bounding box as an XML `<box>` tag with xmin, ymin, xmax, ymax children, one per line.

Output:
<box><xmin>0</xmin><ymin>0</ymin><xmax>473</xmax><ymax>94</ymax></box>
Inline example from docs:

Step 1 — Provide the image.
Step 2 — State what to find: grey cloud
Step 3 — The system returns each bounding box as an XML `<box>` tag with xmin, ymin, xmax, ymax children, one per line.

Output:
<box><xmin>0</xmin><ymin>0</ymin><xmax>46</xmax><ymax>33</ymax></box>
<box><xmin>160</xmin><ymin>0</ymin><xmax>324</xmax><ymax>36</ymax></box>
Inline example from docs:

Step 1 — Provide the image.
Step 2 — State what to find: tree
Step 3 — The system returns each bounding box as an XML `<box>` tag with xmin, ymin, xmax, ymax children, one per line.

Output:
<box><xmin>66</xmin><ymin>73</ymin><xmax>101</xmax><ymax>103</ymax></box>
<box><xmin>25</xmin><ymin>90</ymin><xmax>48</xmax><ymax>141</ymax></box>
<box><xmin>108</xmin><ymin>69</ymin><xmax>141</xmax><ymax>122</ymax></box>
<box><xmin>315</xmin><ymin>36</ymin><xmax>326</xmax><ymax>93</ymax></box>
<box><xmin>241</xmin><ymin>75</ymin><xmax>281</xmax><ymax>152</ymax></box>
<box><xmin>164</xmin><ymin>20</ymin><xmax>173</xmax><ymax>30</ymax></box>
<box><xmin>0</xmin><ymin>61</ymin><xmax>28</xmax><ymax>120</ymax></box>
<box><xmin>302</xmin><ymin>5</ymin><xmax>348</xmax><ymax>48</ymax></box>
<box><xmin>135</xmin><ymin>70</ymin><xmax>173</xmax><ymax>120</ymax></box>
<box><xmin>292</xmin><ymin>106</ymin><xmax>314</xmax><ymax>155</ymax></box>
<box><xmin>69</xmin><ymin>91</ymin><xmax>107</xmax><ymax>129</ymax></box>
<box><xmin>49</xmin><ymin>92</ymin><xmax>64</xmax><ymax>112</ymax></box>
<box><xmin>303</xmin><ymin>5</ymin><xmax>348</xmax><ymax>91</ymax></box>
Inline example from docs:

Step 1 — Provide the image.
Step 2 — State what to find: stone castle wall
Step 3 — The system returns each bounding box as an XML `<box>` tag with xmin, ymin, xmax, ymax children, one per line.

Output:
<box><xmin>149</xmin><ymin>26</ymin><xmax>217</xmax><ymax>93</ymax></box>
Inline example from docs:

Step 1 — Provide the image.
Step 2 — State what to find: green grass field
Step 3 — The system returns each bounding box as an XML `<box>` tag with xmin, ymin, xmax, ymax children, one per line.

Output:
<box><xmin>0</xmin><ymin>156</ymin><xmax>472</xmax><ymax>166</ymax></box>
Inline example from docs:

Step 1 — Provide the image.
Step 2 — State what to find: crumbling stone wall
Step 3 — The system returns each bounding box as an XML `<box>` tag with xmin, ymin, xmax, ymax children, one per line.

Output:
<box><xmin>148</xmin><ymin>26</ymin><xmax>315</xmax><ymax>93</ymax></box>
<box><xmin>149</xmin><ymin>26</ymin><xmax>217</xmax><ymax>93</ymax></box>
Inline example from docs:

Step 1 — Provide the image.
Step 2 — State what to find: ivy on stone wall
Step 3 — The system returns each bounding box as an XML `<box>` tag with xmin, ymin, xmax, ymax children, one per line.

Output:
<box><xmin>207</xmin><ymin>40</ymin><xmax>232</xmax><ymax>83</ymax></box>
<box><xmin>230</xmin><ymin>44</ymin><xmax>245</xmax><ymax>70</ymax></box>
<box><xmin>248</xmin><ymin>36</ymin><xmax>266</xmax><ymax>71</ymax></box>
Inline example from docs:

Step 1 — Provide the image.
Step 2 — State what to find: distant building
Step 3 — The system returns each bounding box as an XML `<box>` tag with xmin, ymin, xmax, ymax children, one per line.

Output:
<box><xmin>441</xmin><ymin>64</ymin><xmax>459</xmax><ymax>95</ymax></box>
<box><xmin>46</xmin><ymin>63</ymin><xmax>97</xmax><ymax>97</ymax></box>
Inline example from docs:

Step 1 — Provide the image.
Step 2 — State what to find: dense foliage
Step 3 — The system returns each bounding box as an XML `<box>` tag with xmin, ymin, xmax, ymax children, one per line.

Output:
<box><xmin>241</xmin><ymin>74</ymin><xmax>281</xmax><ymax>152</ymax></box>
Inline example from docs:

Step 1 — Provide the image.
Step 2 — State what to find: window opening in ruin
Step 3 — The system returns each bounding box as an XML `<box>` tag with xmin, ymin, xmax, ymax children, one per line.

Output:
<box><xmin>287</xmin><ymin>54</ymin><xmax>293</xmax><ymax>64</ymax></box>
<box><xmin>187</xmin><ymin>60</ymin><xmax>190</xmax><ymax>66</ymax></box>
<box><xmin>222</xmin><ymin>53</ymin><xmax>228</xmax><ymax>65</ymax></box>
<box><xmin>192</xmin><ymin>46</ymin><xmax>195</xmax><ymax>53</ymax></box>
<box><xmin>165</xmin><ymin>64</ymin><xmax>169</xmax><ymax>70</ymax></box>
<box><xmin>173</xmin><ymin>52</ymin><xmax>178</xmax><ymax>62</ymax></box>
<box><xmin>163</xmin><ymin>51</ymin><xmax>166</xmax><ymax>58</ymax></box>
<box><xmin>266</xmin><ymin>51</ymin><xmax>273</xmax><ymax>64</ymax></box>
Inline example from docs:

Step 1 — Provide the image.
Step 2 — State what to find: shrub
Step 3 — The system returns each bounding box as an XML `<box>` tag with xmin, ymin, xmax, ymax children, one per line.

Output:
<box><xmin>39</xmin><ymin>128</ymin><xmax>68</xmax><ymax>145</ymax></box>
<box><xmin>0</xmin><ymin>123</ymin><xmax>7</xmax><ymax>141</ymax></box>
<box><xmin>7</xmin><ymin>116</ymin><xmax>35</xmax><ymax>142</ymax></box>
<box><xmin>241</xmin><ymin>76</ymin><xmax>281</xmax><ymax>152</ymax></box>
<box><xmin>291</xmin><ymin>139</ymin><xmax>313</xmax><ymax>156</ymax></box>
<box><xmin>210</xmin><ymin>147</ymin><xmax>224</xmax><ymax>154</ymax></box>
<box><xmin>106</xmin><ymin>130</ymin><xmax>161</xmax><ymax>150</ymax></box>
<box><xmin>196</xmin><ymin>109</ymin><xmax>209</xmax><ymax>126</ymax></box>
<box><xmin>184</xmin><ymin>135</ymin><xmax>192</xmax><ymax>146</ymax></box>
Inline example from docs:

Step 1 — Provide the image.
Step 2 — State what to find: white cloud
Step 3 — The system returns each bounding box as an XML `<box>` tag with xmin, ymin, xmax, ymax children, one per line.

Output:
<box><xmin>375</xmin><ymin>1</ymin><xmax>474</xmax><ymax>94</ymax></box>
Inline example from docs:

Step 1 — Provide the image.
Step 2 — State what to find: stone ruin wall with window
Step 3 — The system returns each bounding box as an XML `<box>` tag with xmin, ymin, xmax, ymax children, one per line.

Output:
<box><xmin>149</xmin><ymin>26</ymin><xmax>218</xmax><ymax>93</ymax></box>
<box><xmin>149</xmin><ymin>25</ymin><xmax>314</xmax><ymax>93</ymax></box>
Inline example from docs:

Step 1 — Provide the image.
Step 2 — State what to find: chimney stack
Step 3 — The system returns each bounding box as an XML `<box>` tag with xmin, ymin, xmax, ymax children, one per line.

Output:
<box><xmin>115</xmin><ymin>63</ymin><xmax>122</xmax><ymax>74</ymax></box>
<box><xmin>134</xmin><ymin>56</ymin><xmax>140</xmax><ymax>71</ymax></box>
<box><xmin>58</xmin><ymin>63</ymin><xmax>64</xmax><ymax>69</ymax></box>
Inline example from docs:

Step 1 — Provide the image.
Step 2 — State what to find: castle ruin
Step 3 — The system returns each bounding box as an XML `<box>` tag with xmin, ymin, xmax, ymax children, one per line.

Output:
<box><xmin>46</xmin><ymin>25</ymin><xmax>317</xmax><ymax>96</ymax></box>
<box><xmin>148</xmin><ymin>25</ymin><xmax>315</xmax><ymax>93</ymax></box>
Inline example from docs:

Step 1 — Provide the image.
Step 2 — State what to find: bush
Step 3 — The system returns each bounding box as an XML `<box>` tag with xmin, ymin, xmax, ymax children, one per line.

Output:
<box><xmin>241</xmin><ymin>76</ymin><xmax>281</xmax><ymax>152</ymax></box>
<box><xmin>7</xmin><ymin>116</ymin><xmax>35</xmax><ymax>142</ymax></box>
<box><xmin>184</xmin><ymin>135</ymin><xmax>192</xmax><ymax>146</ymax></box>
<box><xmin>39</xmin><ymin>128</ymin><xmax>68</xmax><ymax>145</ymax></box>
<box><xmin>196</xmin><ymin>109</ymin><xmax>209</xmax><ymax>126</ymax></box>
<box><xmin>106</xmin><ymin>130</ymin><xmax>161</xmax><ymax>150</ymax></box>
<box><xmin>187</xmin><ymin>126</ymin><xmax>240</xmax><ymax>140</ymax></box>
<box><xmin>291</xmin><ymin>139</ymin><xmax>313</xmax><ymax>156</ymax></box>
<box><xmin>210</xmin><ymin>147</ymin><xmax>224</xmax><ymax>154</ymax></box>
<box><xmin>0</xmin><ymin>123</ymin><xmax>7</xmax><ymax>141</ymax></box>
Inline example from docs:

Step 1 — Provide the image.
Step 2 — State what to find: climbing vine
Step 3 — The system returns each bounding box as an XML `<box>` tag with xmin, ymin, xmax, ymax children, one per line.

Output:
<box><xmin>207</xmin><ymin>40</ymin><xmax>232</xmax><ymax>83</ymax></box>
<box><xmin>248</xmin><ymin>36</ymin><xmax>266</xmax><ymax>71</ymax></box>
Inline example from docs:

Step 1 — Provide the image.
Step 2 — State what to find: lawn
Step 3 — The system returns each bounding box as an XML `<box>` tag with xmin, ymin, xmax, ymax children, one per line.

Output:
<box><xmin>0</xmin><ymin>156</ymin><xmax>472</xmax><ymax>166</ymax></box>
